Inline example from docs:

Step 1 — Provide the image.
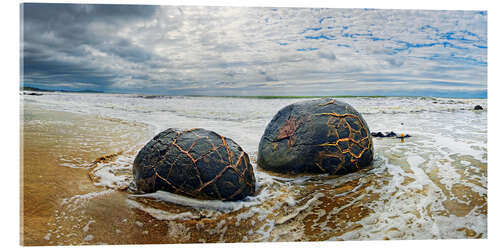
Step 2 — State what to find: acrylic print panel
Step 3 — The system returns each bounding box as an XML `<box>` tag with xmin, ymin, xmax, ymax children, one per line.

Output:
<box><xmin>20</xmin><ymin>2</ymin><xmax>487</xmax><ymax>246</ymax></box>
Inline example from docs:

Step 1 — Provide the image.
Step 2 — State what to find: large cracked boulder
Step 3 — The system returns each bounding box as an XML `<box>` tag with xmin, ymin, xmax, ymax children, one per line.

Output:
<box><xmin>257</xmin><ymin>98</ymin><xmax>373</xmax><ymax>175</ymax></box>
<box><xmin>133</xmin><ymin>128</ymin><xmax>256</xmax><ymax>201</ymax></box>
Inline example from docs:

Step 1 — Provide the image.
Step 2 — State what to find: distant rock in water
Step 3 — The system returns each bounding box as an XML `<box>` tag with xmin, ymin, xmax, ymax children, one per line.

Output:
<box><xmin>24</xmin><ymin>92</ymin><xmax>43</xmax><ymax>96</ymax></box>
<box><xmin>371</xmin><ymin>132</ymin><xmax>385</xmax><ymax>137</ymax></box>
<box><xmin>136</xmin><ymin>95</ymin><xmax>172</xmax><ymax>99</ymax></box>
<box><xmin>387</xmin><ymin>131</ymin><xmax>397</xmax><ymax>137</ymax></box>
<box><xmin>396</xmin><ymin>133</ymin><xmax>411</xmax><ymax>138</ymax></box>
<box><xmin>371</xmin><ymin>131</ymin><xmax>396</xmax><ymax>137</ymax></box>
<box><xmin>371</xmin><ymin>131</ymin><xmax>411</xmax><ymax>138</ymax></box>
<box><xmin>257</xmin><ymin>98</ymin><xmax>373</xmax><ymax>175</ymax></box>
<box><xmin>133</xmin><ymin>128</ymin><xmax>256</xmax><ymax>201</ymax></box>
<box><xmin>474</xmin><ymin>105</ymin><xmax>484</xmax><ymax>110</ymax></box>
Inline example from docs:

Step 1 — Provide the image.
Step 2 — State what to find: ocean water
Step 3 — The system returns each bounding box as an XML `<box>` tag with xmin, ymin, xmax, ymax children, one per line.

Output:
<box><xmin>21</xmin><ymin>92</ymin><xmax>487</xmax><ymax>244</ymax></box>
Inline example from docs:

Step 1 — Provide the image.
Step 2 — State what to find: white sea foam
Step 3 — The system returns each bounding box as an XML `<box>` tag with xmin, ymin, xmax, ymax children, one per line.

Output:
<box><xmin>126</xmin><ymin>199</ymin><xmax>198</xmax><ymax>221</ymax></box>
<box><xmin>275</xmin><ymin>193</ymin><xmax>324</xmax><ymax>225</ymax></box>
<box><xmin>82</xmin><ymin>220</ymin><xmax>94</xmax><ymax>232</ymax></box>
<box><xmin>130</xmin><ymin>189</ymin><xmax>269</xmax><ymax>212</ymax></box>
<box><xmin>89</xmin><ymin>152</ymin><xmax>136</xmax><ymax>189</ymax></box>
<box><xmin>83</xmin><ymin>234</ymin><xmax>94</xmax><ymax>242</ymax></box>
<box><xmin>61</xmin><ymin>190</ymin><xmax>114</xmax><ymax>212</ymax></box>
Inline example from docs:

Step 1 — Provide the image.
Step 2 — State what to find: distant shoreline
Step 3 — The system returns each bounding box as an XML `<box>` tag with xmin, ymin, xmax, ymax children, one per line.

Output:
<box><xmin>22</xmin><ymin>86</ymin><xmax>104</xmax><ymax>93</ymax></box>
<box><xmin>21</xmin><ymin>86</ymin><xmax>487</xmax><ymax>99</ymax></box>
<box><xmin>183</xmin><ymin>95</ymin><xmax>486</xmax><ymax>100</ymax></box>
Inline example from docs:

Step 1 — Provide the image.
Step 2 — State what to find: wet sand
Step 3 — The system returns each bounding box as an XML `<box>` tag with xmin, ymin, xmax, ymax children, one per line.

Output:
<box><xmin>21</xmin><ymin>104</ymin><xmax>154</xmax><ymax>245</ymax></box>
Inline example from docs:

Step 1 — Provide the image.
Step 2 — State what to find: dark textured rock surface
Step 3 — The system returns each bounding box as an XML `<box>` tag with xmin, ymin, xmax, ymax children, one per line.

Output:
<box><xmin>371</xmin><ymin>132</ymin><xmax>396</xmax><ymax>137</ymax></box>
<box><xmin>257</xmin><ymin>98</ymin><xmax>373</xmax><ymax>175</ymax></box>
<box><xmin>474</xmin><ymin>105</ymin><xmax>483</xmax><ymax>110</ymax></box>
<box><xmin>133</xmin><ymin>128</ymin><xmax>256</xmax><ymax>201</ymax></box>
<box><xmin>25</xmin><ymin>92</ymin><xmax>43</xmax><ymax>96</ymax></box>
<box><xmin>396</xmin><ymin>133</ymin><xmax>411</xmax><ymax>138</ymax></box>
<box><xmin>371</xmin><ymin>131</ymin><xmax>410</xmax><ymax>138</ymax></box>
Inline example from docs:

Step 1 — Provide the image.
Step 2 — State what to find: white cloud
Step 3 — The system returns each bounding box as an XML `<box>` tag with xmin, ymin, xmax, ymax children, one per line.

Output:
<box><xmin>22</xmin><ymin>4</ymin><xmax>487</xmax><ymax>96</ymax></box>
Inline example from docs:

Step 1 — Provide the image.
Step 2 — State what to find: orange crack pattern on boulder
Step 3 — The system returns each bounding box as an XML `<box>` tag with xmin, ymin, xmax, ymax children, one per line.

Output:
<box><xmin>314</xmin><ymin>112</ymin><xmax>373</xmax><ymax>173</ymax></box>
<box><xmin>258</xmin><ymin>98</ymin><xmax>373</xmax><ymax>175</ymax></box>
<box><xmin>317</xmin><ymin>99</ymin><xmax>336</xmax><ymax>106</ymax></box>
<box><xmin>137</xmin><ymin>129</ymin><xmax>255</xmax><ymax>201</ymax></box>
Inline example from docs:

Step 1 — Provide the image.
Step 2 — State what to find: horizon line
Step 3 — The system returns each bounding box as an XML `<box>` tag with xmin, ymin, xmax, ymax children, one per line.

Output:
<box><xmin>21</xmin><ymin>85</ymin><xmax>487</xmax><ymax>99</ymax></box>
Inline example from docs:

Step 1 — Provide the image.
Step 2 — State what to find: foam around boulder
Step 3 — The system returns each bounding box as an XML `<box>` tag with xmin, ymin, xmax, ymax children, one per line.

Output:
<box><xmin>257</xmin><ymin>98</ymin><xmax>373</xmax><ymax>175</ymax></box>
<box><xmin>133</xmin><ymin>128</ymin><xmax>256</xmax><ymax>201</ymax></box>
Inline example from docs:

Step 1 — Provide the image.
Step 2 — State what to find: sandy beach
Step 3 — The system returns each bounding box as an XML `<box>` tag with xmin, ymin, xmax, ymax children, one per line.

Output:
<box><xmin>20</xmin><ymin>93</ymin><xmax>487</xmax><ymax>245</ymax></box>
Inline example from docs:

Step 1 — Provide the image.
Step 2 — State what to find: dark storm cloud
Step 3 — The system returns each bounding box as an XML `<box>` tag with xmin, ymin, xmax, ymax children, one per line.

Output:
<box><xmin>22</xmin><ymin>55</ymin><xmax>116</xmax><ymax>85</ymax></box>
<box><xmin>22</xmin><ymin>3</ymin><xmax>157</xmax><ymax>45</ymax></box>
<box><xmin>21</xmin><ymin>3</ymin><xmax>157</xmax><ymax>90</ymax></box>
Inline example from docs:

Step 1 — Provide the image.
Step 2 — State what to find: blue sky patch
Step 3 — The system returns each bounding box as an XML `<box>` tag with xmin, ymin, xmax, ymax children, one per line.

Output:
<box><xmin>301</xmin><ymin>27</ymin><xmax>322</xmax><ymax>33</ymax></box>
<box><xmin>296</xmin><ymin>48</ymin><xmax>319</xmax><ymax>51</ymax></box>
<box><xmin>304</xmin><ymin>34</ymin><xmax>334</xmax><ymax>40</ymax></box>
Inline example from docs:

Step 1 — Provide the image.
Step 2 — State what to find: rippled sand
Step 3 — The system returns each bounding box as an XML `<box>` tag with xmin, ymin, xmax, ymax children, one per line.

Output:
<box><xmin>21</xmin><ymin>104</ymin><xmax>153</xmax><ymax>245</ymax></box>
<box><xmin>21</xmin><ymin>94</ymin><xmax>487</xmax><ymax>245</ymax></box>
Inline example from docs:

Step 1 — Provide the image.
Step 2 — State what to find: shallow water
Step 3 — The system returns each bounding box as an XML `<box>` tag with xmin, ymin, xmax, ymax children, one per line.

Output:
<box><xmin>21</xmin><ymin>92</ymin><xmax>487</xmax><ymax>245</ymax></box>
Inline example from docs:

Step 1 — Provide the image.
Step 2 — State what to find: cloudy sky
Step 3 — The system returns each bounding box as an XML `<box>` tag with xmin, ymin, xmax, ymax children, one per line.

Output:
<box><xmin>21</xmin><ymin>3</ymin><xmax>487</xmax><ymax>97</ymax></box>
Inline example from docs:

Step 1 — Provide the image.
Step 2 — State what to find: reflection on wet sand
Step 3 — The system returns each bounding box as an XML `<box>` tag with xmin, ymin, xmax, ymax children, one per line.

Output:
<box><xmin>21</xmin><ymin>104</ymin><xmax>153</xmax><ymax>245</ymax></box>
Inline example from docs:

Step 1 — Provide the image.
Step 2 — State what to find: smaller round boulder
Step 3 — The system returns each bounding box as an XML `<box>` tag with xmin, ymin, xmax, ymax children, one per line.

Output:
<box><xmin>133</xmin><ymin>128</ymin><xmax>256</xmax><ymax>201</ymax></box>
<box><xmin>257</xmin><ymin>98</ymin><xmax>373</xmax><ymax>175</ymax></box>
